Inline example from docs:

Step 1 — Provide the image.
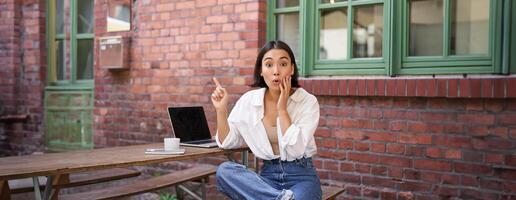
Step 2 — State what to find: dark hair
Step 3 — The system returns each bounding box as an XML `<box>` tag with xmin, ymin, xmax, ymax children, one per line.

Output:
<box><xmin>250</xmin><ymin>40</ymin><xmax>301</xmax><ymax>88</ymax></box>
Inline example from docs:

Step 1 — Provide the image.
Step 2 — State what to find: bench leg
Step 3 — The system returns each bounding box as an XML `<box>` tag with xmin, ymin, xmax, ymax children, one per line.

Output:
<box><xmin>200</xmin><ymin>178</ymin><xmax>206</xmax><ymax>200</ymax></box>
<box><xmin>42</xmin><ymin>176</ymin><xmax>54</xmax><ymax>200</ymax></box>
<box><xmin>33</xmin><ymin>177</ymin><xmax>43</xmax><ymax>200</ymax></box>
<box><xmin>0</xmin><ymin>180</ymin><xmax>11</xmax><ymax>200</ymax></box>
<box><xmin>254</xmin><ymin>155</ymin><xmax>260</xmax><ymax>173</ymax></box>
<box><xmin>177</xmin><ymin>184</ymin><xmax>202</xmax><ymax>200</ymax></box>
<box><xmin>241</xmin><ymin>150</ymin><xmax>248</xmax><ymax>167</ymax></box>
<box><xmin>175</xmin><ymin>185</ymin><xmax>183</xmax><ymax>200</ymax></box>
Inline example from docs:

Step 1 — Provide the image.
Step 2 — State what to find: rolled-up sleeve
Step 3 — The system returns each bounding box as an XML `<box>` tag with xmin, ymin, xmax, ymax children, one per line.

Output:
<box><xmin>215</xmin><ymin>98</ymin><xmax>247</xmax><ymax>149</ymax></box>
<box><xmin>215</xmin><ymin>122</ymin><xmax>244</xmax><ymax>149</ymax></box>
<box><xmin>278</xmin><ymin>97</ymin><xmax>320</xmax><ymax>160</ymax></box>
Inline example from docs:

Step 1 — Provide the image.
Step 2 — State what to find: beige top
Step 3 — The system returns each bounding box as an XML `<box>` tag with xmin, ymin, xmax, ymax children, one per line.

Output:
<box><xmin>263</xmin><ymin>123</ymin><xmax>280</xmax><ymax>156</ymax></box>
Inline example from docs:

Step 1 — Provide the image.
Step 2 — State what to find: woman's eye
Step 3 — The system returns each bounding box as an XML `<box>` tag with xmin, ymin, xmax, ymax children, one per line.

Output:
<box><xmin>281</xmin><ymin>63</ymin><xmax>288</xmax><ymax>67</ymax></box>
<box><xmin>265</xmin><ymin>63</ymin><xmax>272</xmax><ymax>67</ymax></box>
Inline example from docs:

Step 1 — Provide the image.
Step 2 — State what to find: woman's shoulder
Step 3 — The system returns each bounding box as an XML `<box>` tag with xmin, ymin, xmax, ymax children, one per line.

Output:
<box><xmin>294</xmin><ymin>88</ymin><xmax>318</xmax><ymax>104</ymax></box>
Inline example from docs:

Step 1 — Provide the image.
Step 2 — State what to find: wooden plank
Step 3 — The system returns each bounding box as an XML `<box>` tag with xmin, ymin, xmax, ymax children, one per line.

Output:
<box><xmin>9</xmin><ymin>168</ymin><xmax>140</xmax><ymax>194</ymax></box>
<box><xmin>59</xmin><ymin>165</ymin><xmax>217</xmax><ymax>200</ymax></box>
<box><xmin>0</xmin><ymin>144</ymin><xmax>248</xmax><ymax>180</ymax></box>
<box><xmin>322</xmin><ymin>186</ymin><xmax>345</xmax><ymax>200</ymax></box>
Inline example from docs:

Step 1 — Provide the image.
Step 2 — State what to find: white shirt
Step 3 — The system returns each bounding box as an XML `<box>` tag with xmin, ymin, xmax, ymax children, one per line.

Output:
<box><xmin>215</xmin><ymin>88</ymin><xmax>320</xmax><ymax>161</ymax></box>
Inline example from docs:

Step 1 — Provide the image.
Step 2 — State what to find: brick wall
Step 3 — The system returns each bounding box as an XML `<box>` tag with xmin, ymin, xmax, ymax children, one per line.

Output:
<box><xmin>93</xmin><ymin>0</ymin><xmax>266</xmax><ymax>147</ymax></box>
<box><xmin>313</xmin><ymin>96</ymin><xmax>515</xmax><ymax>199</ymax></box>
<box><xmin>0</xmin><ymin>0</ymin><xmax>46</xmax><ymax>156</ymax></box>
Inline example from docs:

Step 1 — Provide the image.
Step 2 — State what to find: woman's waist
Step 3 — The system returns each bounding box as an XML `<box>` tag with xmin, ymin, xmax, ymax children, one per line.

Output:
<box><xmin>262</xmin><ymin>157</ymin><xmax>313</xmax><ymax>165</ymax></box>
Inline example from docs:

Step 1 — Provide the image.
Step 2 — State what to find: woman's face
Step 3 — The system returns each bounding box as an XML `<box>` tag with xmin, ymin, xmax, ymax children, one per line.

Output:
<box><xmin>261</xmin><ymin>49</ymin><xmax>294</xmax><ymax>91</ymax></box>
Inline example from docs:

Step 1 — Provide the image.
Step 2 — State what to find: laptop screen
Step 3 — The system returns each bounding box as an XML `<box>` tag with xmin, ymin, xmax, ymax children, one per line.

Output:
<box><xmin>168</xmin><ymin>106</ymin><xmax>212</xmax><ymax>142</ymax></box>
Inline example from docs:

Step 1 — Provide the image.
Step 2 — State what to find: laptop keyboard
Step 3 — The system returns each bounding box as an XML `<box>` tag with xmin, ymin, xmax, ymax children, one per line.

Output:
<box><xmin>183</xmin><ymin>139</ymin><xmax>215</xmax><ymax>144</ymax></box>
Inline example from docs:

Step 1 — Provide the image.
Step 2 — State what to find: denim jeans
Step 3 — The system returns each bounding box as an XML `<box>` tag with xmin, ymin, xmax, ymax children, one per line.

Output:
<box><xmin>216</xmin><ymin>157</ymin><xmax>322</xmax><ymax>200</ymax></box>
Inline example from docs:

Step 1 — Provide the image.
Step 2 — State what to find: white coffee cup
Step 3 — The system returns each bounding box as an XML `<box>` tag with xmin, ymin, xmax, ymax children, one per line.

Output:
<box><xmin>164</xmin><ymin>138</ymin><xmax>180</xmax><ymax>151</ymax></box>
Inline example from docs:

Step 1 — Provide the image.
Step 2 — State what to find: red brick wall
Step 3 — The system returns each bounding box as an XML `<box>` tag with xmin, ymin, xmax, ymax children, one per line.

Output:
<box><xmin>0</xmin><ymin>0</ymin><xmax>46</xmax><ymax>156</ymax></box>
<box><xmin>313</xmin><ymin>96</ymin><xmax>515</xmax><ymax>199</ymax></box>
<box><xmin>93</xmin><ymin>0</ymin><xmax>266</xmax><ymax>147</ymax></box>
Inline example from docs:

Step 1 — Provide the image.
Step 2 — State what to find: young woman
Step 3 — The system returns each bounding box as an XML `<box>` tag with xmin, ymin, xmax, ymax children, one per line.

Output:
<box><xmin>211</xmin><ymin>40</ymin><xmax>321</xmax><ymax>200</ymax></box>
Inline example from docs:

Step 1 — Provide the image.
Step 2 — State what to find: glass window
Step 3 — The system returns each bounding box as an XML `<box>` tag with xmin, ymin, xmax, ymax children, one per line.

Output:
<box><xmin>107</xmin><ymin>0</ymin><xmax>131</xmax><ymax>32</ymax></box>
<box><xmin>56</xmin><ymin>0</ymin><xmax>64</xmax><ymax>34</ymax></box>
<box><xmin>277</xmin><ymin>13</ymin><xmax>300</xmax><ymax>61</ymax></box>
<box><xmin>267</xmin><ymin>0</ymin><xmax>504</xmax><ymax>76</ymax></box>
<box><xmin>320</xmin><ymin>8</ymin><xmax>348</xmax><ymax>60</ymax></box>
<box><xmin>49</xmin><ymin>0</ymin><xmax>94</xmax><ymax>84</ymax></box>
<box><xmin>76</xmin><ymin>40</ymin><xmax>93</xmax><ymax>80</ymax></box>
<box><xmin>409</xmin><ymin>0</ymin><xmax>443</xmax><ymax>56</ymax></box>
<box><xmin>450</xmin><ymin>0</ymin><xmax>489</xmax><ymax>55</ymax></box>
<box><xmin>56</xmin><ymin>40</ymin><xmax>65</xmax><ymax>80</ymax></box>
<box><xmin>77</xmin><ymin>0</ymin><xmax>94</xmax><ymax>34</ymax></box>
<box><xmin>353</xmin><ymin>4</ymin><xmax>383</xmax><ymax>58</ymax></box>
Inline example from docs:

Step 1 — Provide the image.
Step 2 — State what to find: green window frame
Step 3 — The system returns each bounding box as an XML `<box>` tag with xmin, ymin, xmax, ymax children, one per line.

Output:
<box><xmin>47</xmin><ymin>0</ymin><xmax>94</xmax><ymax>87</ymax></box>
<box><xmin>267</xmin><ymin>0</ymin><xmax>510</xmax><ymax>76</ymax></box>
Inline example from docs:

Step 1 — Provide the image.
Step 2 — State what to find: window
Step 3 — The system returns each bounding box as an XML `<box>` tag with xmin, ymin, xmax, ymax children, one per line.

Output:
<box><xmin>267</xmin><ymin>0</ymin><xmax>508</xmax><ymax>76</ymax></box>
<box><xmin>47</xmin><ymin>0</ymin><xmax>94</xmax><ymax>85</ymax></box>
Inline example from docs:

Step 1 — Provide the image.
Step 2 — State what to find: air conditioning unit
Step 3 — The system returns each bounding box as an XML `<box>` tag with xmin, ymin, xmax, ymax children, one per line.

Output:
<box><xmin>99</xmin><ymin>36</ymin><xmax>130</xmax><ymax>69</ymax></box>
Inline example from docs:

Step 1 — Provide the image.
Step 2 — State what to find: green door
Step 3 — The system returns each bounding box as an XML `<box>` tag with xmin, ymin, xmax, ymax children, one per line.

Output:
<box><xmin>45</xmin><ymin>0</ymin><xmax>94</xmax><ymax>151</ymax></box>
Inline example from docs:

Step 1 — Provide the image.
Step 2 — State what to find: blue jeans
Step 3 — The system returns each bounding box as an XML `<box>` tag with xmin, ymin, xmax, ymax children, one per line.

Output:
<box><xmin>216</xmin><ymin>157</ymin><xmax>322</xmax><ymax>200</ymax></box>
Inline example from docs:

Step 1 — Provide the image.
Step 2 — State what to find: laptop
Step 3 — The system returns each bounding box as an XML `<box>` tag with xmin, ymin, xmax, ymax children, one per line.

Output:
<box><xmin>167</xmin><ymin>106</ymin><xmax>218</xmax><ymax>148</ymax></box>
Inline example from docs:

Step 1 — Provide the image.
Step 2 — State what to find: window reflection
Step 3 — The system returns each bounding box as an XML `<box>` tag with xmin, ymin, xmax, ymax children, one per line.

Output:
<box><xmin>353</xmin><ymin>4</ymin><xmax>383</xmax><ymax>58</ymax></box>
<box><xmin>450</xmin><ymin>0</ymin><xmax>489</xmax><ymax>55</ymax></box>
<box><xmin>77</xmin><ymin>0</ymin><xmax>94</xmax><ymax>34</ymax></box>
<box><xmin>277</xmin><ymin>13</ymin><xmax>300</xmax><ymax>62</ymax></box>
<box><xmin>409</xmin><ymin>0</ymin><xmax>443</xmax><ymax>56</ymax></box>
<box><xmin>56</xmin><ymin>40</ymin><xmax>65</xmax><ymax>80</ymax></box>
<box><xmin>320</xmin><ymin>9</ymin><xmax>348</xmax><ymax>60</ymax></box>
<box><xmin>77</xmin><ymin>40</ymin><xmax>93</xmax><ymax>80</ymax></box>
<box><xmin>107</xmin><ymin>0</ymin><xmax>131</xmax><ymax>32</ymax></box>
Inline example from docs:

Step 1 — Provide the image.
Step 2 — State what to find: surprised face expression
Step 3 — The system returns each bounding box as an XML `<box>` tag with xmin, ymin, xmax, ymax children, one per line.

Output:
<box><xmin>261</xmin><ymin>49</ymin><xmax>294</xmax><ymax>91</ymax></box>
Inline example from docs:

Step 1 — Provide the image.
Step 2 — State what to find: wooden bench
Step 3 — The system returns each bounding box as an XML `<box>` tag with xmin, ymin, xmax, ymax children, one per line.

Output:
<box><xmin>322</xmin><ymin>186</ymin><xmax>345</xmax><ymax>200</ymax></box>
<box><xmin>59</xmin><ymin>165</ymin><xmax>217</xmax><ymax>200</ymax></box>
<box><xmin>8</xmin><ymin>168</ymin><xmax>140</xmax><ymax>194</ymax></box>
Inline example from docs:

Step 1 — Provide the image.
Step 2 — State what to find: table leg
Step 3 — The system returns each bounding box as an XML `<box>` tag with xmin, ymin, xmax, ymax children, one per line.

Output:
<box><xmin>42</xmin><ymin>176</ymin><xmax>53</xmax><ymax>200</ymax></box>
<box><xmin>50</xmin><ymin>174</ymin><xmax>69</xmax><ymax>200</ymax></box>
<box><xmin>241</xmin><ymin>150</ymin><xmax>248</xmax><ymax>167</ymax></box>
<box><xmin>254</xmin><ymin>155</ymin><xmax>260</xmax><ymax>173</ymax></box>
<box><xmin>32</xmin><ymin>177</ymin><xmax>42</xmax><ymax>200</ymax></box>
<box><xmin>0</xmin><ymin>180</ymin><xmax>11</xmax><ymax>200</ymax></box>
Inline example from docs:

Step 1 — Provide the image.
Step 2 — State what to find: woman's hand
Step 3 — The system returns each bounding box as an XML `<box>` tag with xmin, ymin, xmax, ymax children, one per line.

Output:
<box><xmin>211</xmin><ymin>77</ymin><xmax>229</xmax><ymax>111</ymax></box>
<box><xmin>277</xmin><ymin>75</ymin><xmax>291</xmax><ymax>112</ymax></box>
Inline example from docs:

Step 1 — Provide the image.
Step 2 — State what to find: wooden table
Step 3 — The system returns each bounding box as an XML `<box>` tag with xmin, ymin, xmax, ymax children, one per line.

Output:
<box><xmin>0</xmin><ymin>143</ymin><xmax>249</xmax><ymax>200</ymax></box>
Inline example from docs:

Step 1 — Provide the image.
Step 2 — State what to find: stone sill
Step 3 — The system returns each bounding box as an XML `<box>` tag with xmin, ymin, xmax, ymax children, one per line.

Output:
<box><xmin>299</xmin><ymin>75</ymin><xmax>516</xmax><ymax>99</ymax></box>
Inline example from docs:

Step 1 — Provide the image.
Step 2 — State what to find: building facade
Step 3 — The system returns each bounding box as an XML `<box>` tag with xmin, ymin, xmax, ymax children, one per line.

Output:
<box><xmin>1</xmin><ymin>0</ymin><xmax>515</xmax><ymax>199</ymax></box>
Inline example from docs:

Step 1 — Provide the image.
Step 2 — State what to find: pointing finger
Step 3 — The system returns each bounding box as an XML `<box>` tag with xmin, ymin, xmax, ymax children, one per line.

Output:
<box><xmin>213</xmin><ymin>77</ymin><xmax>222</xmax><ymax>88</ymax></box>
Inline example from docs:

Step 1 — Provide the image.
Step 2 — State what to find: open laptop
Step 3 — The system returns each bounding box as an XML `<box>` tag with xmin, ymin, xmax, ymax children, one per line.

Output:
<box><xmin>167</xmin><ymin>106</ymin><xmax>218</xmax><ymax>148</ymax></box>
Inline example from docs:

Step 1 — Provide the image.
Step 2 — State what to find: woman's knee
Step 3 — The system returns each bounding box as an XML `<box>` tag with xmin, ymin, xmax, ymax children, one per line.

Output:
<box><xmin>216</xmin><ymin>161</ymin><xmax>243</xmax><ymax>180</ymax></box>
